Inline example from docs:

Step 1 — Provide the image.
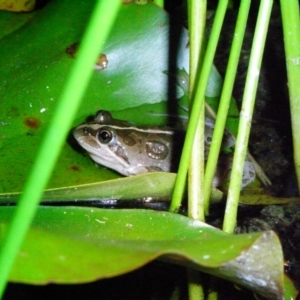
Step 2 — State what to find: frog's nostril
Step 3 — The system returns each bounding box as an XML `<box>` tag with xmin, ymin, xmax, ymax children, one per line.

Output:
<box><xmin>83</xmin><ymin>127</ymin><xmax>90</xmax><ymax>135</ymax></box>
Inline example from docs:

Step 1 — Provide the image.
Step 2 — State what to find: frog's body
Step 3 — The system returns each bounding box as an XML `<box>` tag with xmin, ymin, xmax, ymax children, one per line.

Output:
<box><xmin>74</xmin><ymin>123</ymin><xmax>183</xmax><ymax>176</ymax></box>
<box><xmin>73</xmin><ymin>111</ymin><xmax>256</xmax><ymax>188</ymax></box>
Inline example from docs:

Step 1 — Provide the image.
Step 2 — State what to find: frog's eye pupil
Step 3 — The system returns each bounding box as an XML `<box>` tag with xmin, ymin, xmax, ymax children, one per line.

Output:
<box><xmin>98</xmin><ymin>129</ymin><xmax>113</xmax><ymax>144</ymax></box>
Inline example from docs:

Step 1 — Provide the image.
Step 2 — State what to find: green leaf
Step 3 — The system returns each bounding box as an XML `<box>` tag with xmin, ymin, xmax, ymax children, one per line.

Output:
<box><xmin>0</xmin><ymin>206</ymin><xmax>283</xmax><ymax>299</ymax></box>
<box><xmin>0</xmin><ymin>0</ymin><xmax>190</xmax><ymax>193</ymax></box>
<box><xmin>0</xmin><ymin>0</ymin><xmax>230</xmax><ymax>193</ymax></box>
<box><xmin>0</xmin><ymin>172</ymin><xmax>224</xmax><ymax>205</ymax></box>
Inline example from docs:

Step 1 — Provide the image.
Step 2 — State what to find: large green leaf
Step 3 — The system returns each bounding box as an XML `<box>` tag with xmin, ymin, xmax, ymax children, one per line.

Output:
<box><xmin>0</xmin><ymin>0</ymin><xmax>231</xmax><ymax>194</ymax></box>
<box><xmin>0</xmin><ymin>0</ymin><xmax>191</xmax><ymax>192</ymax></box>
<box><xmin>0</xmin><ymin>206</ymin><xmax>283</xmax><ymax>299</ymax></box>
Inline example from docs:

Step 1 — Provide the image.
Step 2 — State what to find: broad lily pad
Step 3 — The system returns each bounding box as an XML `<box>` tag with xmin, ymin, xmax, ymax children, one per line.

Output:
<box><xmin>0</xmin><ymin>0</ymin><xmax>190</xmax><ymax>192</ymax></box>
<box><xmin>0</xmin><ymin>0</ymin><xmax>228</xmax><ymax>193</ymax></box>
<box><xmin>0</xmin><ymin>206</ymin><xmax>283</xmax><ymax>299</ymax></box>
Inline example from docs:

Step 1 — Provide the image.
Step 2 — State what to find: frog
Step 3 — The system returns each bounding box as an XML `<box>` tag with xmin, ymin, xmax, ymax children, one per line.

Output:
<box><xmin>73</xmin><ymin>110</ymin><xmax>256</xmax><ymax>188</ymax></box>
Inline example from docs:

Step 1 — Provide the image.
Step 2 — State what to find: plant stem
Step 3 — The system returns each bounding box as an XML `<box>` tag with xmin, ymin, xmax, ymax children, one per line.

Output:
<box><xmin>187</xmin><ymin>269</ymin><xmax>205</xmax><ymax>300</ymax></box>
<box><xmin>154</xmin><ymin>0</ymin><xmax>164</xmax><ymax>7</ymax></box>
<box><xmin>170</xmin><ymin>0</ymin><xmax>228</xmax><ymax>212</ymax></box>
<box><xmin>223</xmin><ymin>0</ymin><xmax>273</xmax><ymax>234</ymax></box>
<box><xmin>187</xmin><ymin>0</ymin><xmax>206</xmax><ymax>222</ymax></box>
<box><xmin>0</xmin><ymin>0</ymin><xmax>120</xmax><ymax>296</ymax></box>
<box><xmin>280</xmin><ymin>0</ymin><xmax>300</xmax><ymax>193</ymax></box>
<box><xmin>186</xmin><ymin>1</ymin><xmax>207</xmax><ymax>298</ymax></box>
<box><xmin>204</xmin><ymin>0</ymin><xmax>251</xmax><ymax>213</ymax></box>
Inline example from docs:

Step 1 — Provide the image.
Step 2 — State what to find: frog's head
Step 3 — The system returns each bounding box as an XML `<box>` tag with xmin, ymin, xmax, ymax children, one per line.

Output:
<box><xmin>73</xmin><ymin>123</ymin><xmax>136</xmax><ymax>176</ymax></box>
<box><xmin>73</xmin><ymin>111</ymin><xmax>175</xmax><ymax>176</ymax></box>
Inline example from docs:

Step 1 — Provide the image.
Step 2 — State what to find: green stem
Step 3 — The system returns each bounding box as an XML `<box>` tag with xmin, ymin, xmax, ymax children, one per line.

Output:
<box><xmin>186</xmin><ymin>2</ymin><xmax>206</xmax><ymax>298</ymax></box>
<box><xmin>153</xmin><ymin>0</ymin><xmax>164</xmax><ymax>8</ymax></box>
<box><xmin>170</xmin><ymin>0</ymin><xmax>228</xmax><ymax>212</ymax></box>
<box><xmin>280</xmin><ymin>0</ymin><xmax>300</xmax><ymax>193</ymax></box>
<box><xmin>203</xmin><ymin>0</ymin><xmax>251</xmax><ymax>213</ymax></box>
<box><xmin>0</xmin><ymin>0</ymin><xmax>120</xmax><ymax>295</ymax></box>
<box><xmin>187</xmin><ymin>0</ymin><xmax>206</xmax><ymax>222</ymax></box>
<box><xmin>187</xmin><ymin>269</ymin><xmax>205</xmax><ymax>300</ymax></box>
<box><xmin>223</xmin><ymin>0</ymin><xmax>273</xmax><ymax>234</ymax></box>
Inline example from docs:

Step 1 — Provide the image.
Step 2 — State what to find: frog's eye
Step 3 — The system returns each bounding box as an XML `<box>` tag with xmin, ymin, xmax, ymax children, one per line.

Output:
<box><xmin>98</xmin><ymin>128</ymin><xmax>113</xmax><ymax>144</ymax></box>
